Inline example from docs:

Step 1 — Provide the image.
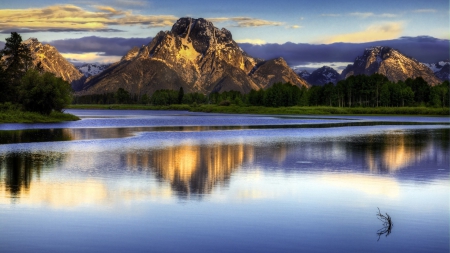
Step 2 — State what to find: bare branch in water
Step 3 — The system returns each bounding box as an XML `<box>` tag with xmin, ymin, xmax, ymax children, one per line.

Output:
<box><xmin>376</xmin><ymin>207</ymin><xmax>393</xmax><ymax>241</ymax></box>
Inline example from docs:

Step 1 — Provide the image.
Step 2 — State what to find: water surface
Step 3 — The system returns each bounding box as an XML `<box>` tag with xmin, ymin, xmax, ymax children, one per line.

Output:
<box><xmin>0</xmin><ymin>110</ymin><xmax>448</xmax><ymax>253</ymax></box>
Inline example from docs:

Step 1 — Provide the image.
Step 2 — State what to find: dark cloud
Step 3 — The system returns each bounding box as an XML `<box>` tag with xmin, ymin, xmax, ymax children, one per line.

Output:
<box><xmin>239</xmin><ymin>36</ymin><xmax>450</xmax><ymax>65</ymax></box>
<box><xmin>0</xmin><ymin>41</ymin><xmax>4</xmax><ymax>50</ymax></box>
<box><xmin>46</xmin><ymin>36</ymin><xmax>153</xmax><ymax>56</ymax></box>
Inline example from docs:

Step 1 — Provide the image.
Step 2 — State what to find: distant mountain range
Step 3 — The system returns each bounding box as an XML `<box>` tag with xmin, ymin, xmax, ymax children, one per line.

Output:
<box><xmin>296</xmin><ymin>48</ymin><xmax>447</xmax><ymax>86</ymax></box>
<box><xmin>18</xmin><ymin>18</ymin><xmax>448</xmax><ymax>94</ymax></box>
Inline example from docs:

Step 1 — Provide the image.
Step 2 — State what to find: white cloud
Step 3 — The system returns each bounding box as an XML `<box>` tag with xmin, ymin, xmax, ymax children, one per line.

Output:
<box><xmin>321</xmin><ymin>14</ymin><xmax>342</xmax><ymax>17</ymax></box>
<box><xmin>322</xmin><ymin>12</ymin><xmax>398</xmax><ymax>18</ymax></box>
<box><xmin>412</xmin><ymin>9</ymin><xmax>437</xmax><ymax>13</ymax></box>
<box><xmin>235</xmin><ymin>39</ymin><xmax>266</xmax><ymax>45</ymax></box>
<box><xmin>62</xmin><ymin>52</ymin><xmax>121</xmax><ymax>64</ymax></box>
<box><xmin>350</xmin><ymin>12</ymin><xmax>398</xmax><ymax>18</ymax></box>
<box><xmin>0</xmin><ymin>4</ymin><xmax>177</xmax><ymax>33</ymax></box>
<box><xmin>321</xmin><ymin>22</ymin><xmax>404</xmax><ymax>43</ymax></box>
<box><xmin>209</xmin><ymin>17</ymin><xmax>284</xmax><ymax>27</ymax></box>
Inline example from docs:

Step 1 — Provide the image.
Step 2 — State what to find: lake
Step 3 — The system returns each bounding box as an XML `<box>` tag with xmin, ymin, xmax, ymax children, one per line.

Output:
<box><xmin>0</xmin><ymin>110</ymin><xmax>449</xmax><ymax>253</ymax></box>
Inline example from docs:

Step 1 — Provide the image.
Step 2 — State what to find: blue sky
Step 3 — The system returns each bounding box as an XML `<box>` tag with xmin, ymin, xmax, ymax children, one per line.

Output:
<box><xmin>0</xmin><ymin>0</ymin><xmax>448</xmax><ymax>68</ymax></box>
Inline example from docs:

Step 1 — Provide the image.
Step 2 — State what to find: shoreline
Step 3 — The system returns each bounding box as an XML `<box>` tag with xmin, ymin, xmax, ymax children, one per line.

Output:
<box><xmin>67</xmin><ymin>104</ymin><xmax>450</xmax><ymax>117</ymax></box>
<box><xmin>0</xmin><ymin>110</ymin><xmax>80</xmax><ymax>123</ymax></box>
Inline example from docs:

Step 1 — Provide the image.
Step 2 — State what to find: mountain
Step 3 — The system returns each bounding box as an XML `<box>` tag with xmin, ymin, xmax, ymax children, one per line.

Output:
<box><xmin>303</xmin><ymin>66</ymin><xmax>339</xmax><ymax>86</ymax></box>
<box><xmin>82</xmin><ymin>17</ymin><xmax>309</xmax><ymax>95</ymax></box>
<box><xmin>340</xmin><ymin>46</ymin><xmax>441</xmax><ymax>85</ymax></box>
<box><xmin>423</xmin><ymin>61</ymin><xmax>449</xmax><ymax>81</ymax></box>
<box><xmin>23</xmin><ymin>38</ymin><xmax>85</xmax><ymax>90</ymax></box>
<box><xmin>296</xmin><ymin>70</ymin><xmax>311</xmax><ymax>80</ymax></box>
<box><xmin>77</xmin><ymin>63</ymin><xmax>111</xmax><ymax>77</ymax></box>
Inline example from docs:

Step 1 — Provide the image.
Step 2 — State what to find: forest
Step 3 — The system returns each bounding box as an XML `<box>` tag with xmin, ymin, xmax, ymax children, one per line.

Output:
<box><xmin>74</xmin><ymin>74</ymin><xmax>449</xmax><ymax>108</ymax></box>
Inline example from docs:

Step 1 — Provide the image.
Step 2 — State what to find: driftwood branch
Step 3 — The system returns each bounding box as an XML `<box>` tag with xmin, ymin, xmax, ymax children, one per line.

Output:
<box><xmin>376</xmin><ymin>207</ymin><xmax>393</xmax><ymax>241</ymax></box>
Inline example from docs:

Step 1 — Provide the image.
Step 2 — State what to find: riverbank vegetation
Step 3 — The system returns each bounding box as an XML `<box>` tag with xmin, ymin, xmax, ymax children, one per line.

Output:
<box><xmin>0</xmin><ymin>103</ymin><xmax>79</xmax><ymax>123</ymax></box>
<box><xmin>0</xmin><ymin>32</ymin><xmax>77</xmax><ymax>123</ymax></box>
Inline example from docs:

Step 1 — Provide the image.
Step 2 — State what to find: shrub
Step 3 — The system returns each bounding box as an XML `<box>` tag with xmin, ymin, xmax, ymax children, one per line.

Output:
<box><xmin>19</xmin><ymin>69</ymin><xmax>72</xmax><ymax>115</ymax></box>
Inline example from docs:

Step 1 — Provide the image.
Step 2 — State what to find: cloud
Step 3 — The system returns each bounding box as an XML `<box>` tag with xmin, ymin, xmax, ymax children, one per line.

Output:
<box><xmin>238</xmin><ymin>36</ymin><xmax>449</xmax><ymax>66</ymax></box>
<box><xmin>412</xmin><ymin>9</ymin><xmax>437</xmax><ymax>13</ymax></box>
<box><xmin>61</xmin><ymin>52</ymin><xmax>121</xmax><ymax>64</ymax></box>
<box><xmin>0</xmin><ymin>4</ymin><xmax>177</xmax><ymax>33</ymax></box>
<box><xmin>350</xmin><ymin>12</ymin><xmax>398</xmax><ymax>18</ymax></box>
<box><xmin>235</xmin><ymin>39</ymin><xmax>266</xmax><ymax>45</ymax></box>
<box><xmin>349</xmin><ymin>12</ymin><xmax>375</xmax><ymax>18</ymax></box>
<box><xmin>322</xmin><ymin>22</ymin><xmax>404</xmax><ymax>43</ymax></box>
<box><xmin>321</xmin><ymin>14</ymin><xmax>341</xmax><ymax>17</ymax></box>
<box><xmin>114</xmin><ymin>0</ymin><xmax>147</xmax><ymax>7</ymax></box>
<box><xmin>290</xmin><ymin>25</ymin><xmax>301</xmax><ymax>29</ymax></box>
<box><xmin>323</xmin><ymin>12</ymin><xmax>397</xmax><ymax>18</ymax></box>
<box><xmin>209</xmin><ymin>17</ymin><xmax>284</xmax><ymax>27</ymax></box>
<box><xmin>46</xmin><ymin>36</ymin><xmax>153</xmax><ymax>56</ymax></box>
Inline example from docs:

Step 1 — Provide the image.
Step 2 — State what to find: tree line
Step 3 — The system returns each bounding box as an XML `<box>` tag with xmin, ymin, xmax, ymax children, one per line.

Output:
<box><xmin>0</xmin><ymin>32</ymin><xmax>72</xmax><ymax>115</ymax></box>
<box><xmin>74</xmin><ymin>75</ymin><xmax>449</xmax><ymax>108</ymax></box>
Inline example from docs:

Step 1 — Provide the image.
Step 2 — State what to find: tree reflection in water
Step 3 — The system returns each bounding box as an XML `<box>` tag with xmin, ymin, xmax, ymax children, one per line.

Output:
<box><xmin>0</xmin><ymin>152</ymin><xmax>65</xmax><ymax>198</ymax></box>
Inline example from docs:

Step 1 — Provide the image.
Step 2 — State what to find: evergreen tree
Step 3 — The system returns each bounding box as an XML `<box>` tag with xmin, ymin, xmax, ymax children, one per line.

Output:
<box><xmin>0</xmin><ymin>32</ymin><xmax>33</xmax><ymax>102</ymax></box>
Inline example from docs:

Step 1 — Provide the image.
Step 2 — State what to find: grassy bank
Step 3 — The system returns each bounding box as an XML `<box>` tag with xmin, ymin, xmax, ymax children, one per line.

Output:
<box><xmin>0</xmin><ymin>109</ymin><xmax>80</xmax><ymax>123</ymax></box>
<box><xmin>68</xmin><ymin>104</ymin><xmax>450</xmax><ymax>116</ymax></box>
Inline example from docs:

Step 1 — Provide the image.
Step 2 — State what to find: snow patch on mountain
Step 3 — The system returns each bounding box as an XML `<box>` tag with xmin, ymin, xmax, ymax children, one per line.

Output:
<box><xmin>422</xmin><ymin>60</ymin><xmax>449</xmax><ymax>81</ymax></box>
<box><xmin>77</xmin><ymin>63</ymin><xmax>111</xmax><ymax>77</ymax></box>
<box><xmin>292</xmin><ymin>66</ymin><xmax>339</xmax><ymax>86</ymax></box>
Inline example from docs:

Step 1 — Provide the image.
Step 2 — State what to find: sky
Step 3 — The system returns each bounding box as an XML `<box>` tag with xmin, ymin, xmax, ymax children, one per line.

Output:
<box><xmin>0</xmin><ymin>0</ymin><xmax>449</xmax><ymax>71</ymax></box>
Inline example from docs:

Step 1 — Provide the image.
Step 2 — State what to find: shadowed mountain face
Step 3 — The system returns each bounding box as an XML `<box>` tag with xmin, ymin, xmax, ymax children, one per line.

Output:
<box><xmin>81</xmin><ymin>17</ymin><xmax>309</xmax><ymax>95</ymax></box>
<box><xmin>23</xmin><ymin>38</ymin><xmax>86</xmax><ymax>90</ymax></box>
<box><xmin>341</xmin><ymin>46</ymin><xmax>441</xmax><ymax>85</ymax></box>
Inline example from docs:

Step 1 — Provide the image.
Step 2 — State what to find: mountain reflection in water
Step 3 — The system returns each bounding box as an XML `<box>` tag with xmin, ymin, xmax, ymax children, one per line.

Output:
<box><xmin>0</xmin><ymin>129</ymin><xmax>448</xmax><ymax>207</ymax></box>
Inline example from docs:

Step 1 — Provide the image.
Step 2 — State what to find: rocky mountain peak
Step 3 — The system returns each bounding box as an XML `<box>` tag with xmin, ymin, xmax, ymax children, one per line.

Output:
<box><xmin>341</xmin><ymin>46</ymin><xmax>441</xmax><ymax>85</ymax></box>
<box><xmin>82</xmin><ymin>17</ymin><xmax>309</xmax><ymax>95</ymax></box>
<box><xmin>121</xmin><ymin>46</ymin><xmax>140</xmax><ymax>61</ymax></box>
<box><xmin>171</xmin><ymin>17</ymin><xmax>233</xmax><ymax>54</ymax></box>
<box><xmin>22</xmin><ymin>38</ymin><xmax>85</xmax><ymax>89</ymax></box>
<box><xmin>22</xmin><ymin>37</ymin><xmax>39</xmax><ymax>46</ymax></box>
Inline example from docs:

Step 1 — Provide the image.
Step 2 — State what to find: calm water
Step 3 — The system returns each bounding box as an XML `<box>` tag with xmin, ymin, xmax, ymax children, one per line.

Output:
<box><xmin>0</xmin><ymin>110</ymin><xmax>449</xmax><ymax>253</ymax></box>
